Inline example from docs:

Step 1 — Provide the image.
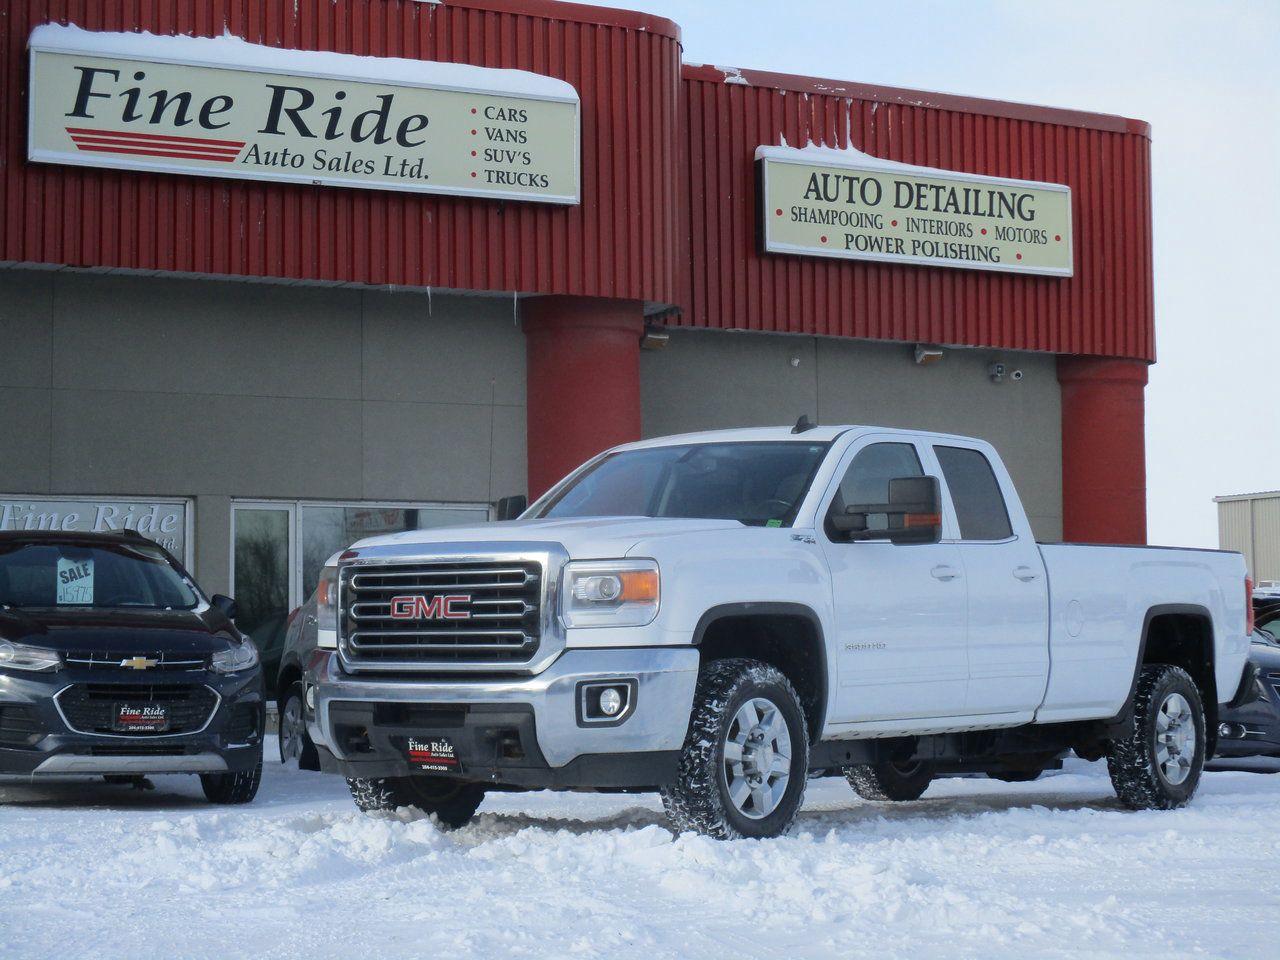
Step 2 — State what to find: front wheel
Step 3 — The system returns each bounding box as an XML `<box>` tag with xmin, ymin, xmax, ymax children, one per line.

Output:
<box><xmin>278</xmin><ymin>681</ymin><xmax>319</xmax><ymax>771</ymax></box>
<box><xmin>346</xmin><ymin>776</ymin><xmax>485</xmax><ymax>829</ymax></box>
<box><xmin>1107</xmin><ymin>664</ymin><xmax>1206</xmax><ymax>810</ymax></box>
<box><xmin>661</xmin><ymin>658</ymin><xmax>809</xmax><ymax>840</ymax></box>
<box><xmin>201</xmin><ymin>743</ymin><xmax>263</xmax><ymax>804</ymax></box>
<box><xmin>846</xmin><ymin>761</ymin><xmax>935</xmax><ymax>801</ymax></box>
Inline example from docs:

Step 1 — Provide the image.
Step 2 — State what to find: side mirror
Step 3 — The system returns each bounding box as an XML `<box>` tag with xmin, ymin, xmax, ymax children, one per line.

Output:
<box><xmin>831</xmin><ymin>476</ymin><xmax>942</xmax><ymax>545</ymax></box>
<box><xmin>495</xmin><ymin>494</ymin><xmax>528</xmax><ymax>521</ymax></box>
<box><xmin>211</xmin><ymin>594</ymin><xmax>238</xmax><ymax>620</ymax></box>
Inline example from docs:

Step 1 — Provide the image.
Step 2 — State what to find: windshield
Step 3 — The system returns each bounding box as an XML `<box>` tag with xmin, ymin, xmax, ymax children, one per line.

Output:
<box><xmin>538</xmin><ymin>441</ymin><xmax>830</xmax><ymax>527</ymax></box>
<box><xmin>0</xmin><ymin>541</ymin><xmax>200</xmax><ymax>611</ymax></box>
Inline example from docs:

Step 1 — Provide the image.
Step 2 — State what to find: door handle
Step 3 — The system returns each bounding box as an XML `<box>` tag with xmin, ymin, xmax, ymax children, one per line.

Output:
<box><xmin>930</xmin><ymin>564</ymin><xmax>960</xmax><ymax>582</ymax></box>
<box><xmin>1013</xmin><ymin>565</ymin><xmax>1040</xmax><ymax>582</ymax></box>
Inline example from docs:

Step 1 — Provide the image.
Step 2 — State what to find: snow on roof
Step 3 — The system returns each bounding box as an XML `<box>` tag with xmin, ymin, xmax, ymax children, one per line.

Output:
<box><xmin>755</xmin><ymin>139</ymin><xmax>1069</xmax><ymax>191</ymax></box>
<box><xmin>28</xmin><ymin>22</ymin><xmax>578</xmax><ymax>102</ymax></box>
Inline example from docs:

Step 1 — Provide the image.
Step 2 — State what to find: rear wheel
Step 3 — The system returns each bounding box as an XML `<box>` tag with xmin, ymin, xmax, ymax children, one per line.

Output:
<box><xmin>1107</xmin><ymin>664</ymin><xmax>1205</xmax><ymax>810</ymax></box>
<box><xmin>346</xmin><ymin>776</ymin><xmax>485</xmax><ymax>829</ymax></box>
<box><xmin>661</xmin><ymin>658</ymin><xmax>809</xmax><ymax>840</ymax></box>
<box><xmin>201</xmin><ymin>743</ymin><xmax>263</xmax><ymax>804</ymax></box>
<box><xmin>845</xmin><ymin>760</ymin><xmax>935</xmax><ymax>801</ymax></box>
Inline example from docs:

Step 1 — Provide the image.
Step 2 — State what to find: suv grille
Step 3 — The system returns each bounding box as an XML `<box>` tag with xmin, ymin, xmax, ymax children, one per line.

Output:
<box><xmin>341</xmin><ymin>560</ymin><xmax>543</xmax><ymax>668</ymax></box>
<box><xmin>64</xmin><ymin>651</ymin><xmax>208</xmax><ymax>672</ymax></box>
<box><xmin>56</xmin><ymin>683</ymin><xmax>219</xmax><ymax>736</ymax></box>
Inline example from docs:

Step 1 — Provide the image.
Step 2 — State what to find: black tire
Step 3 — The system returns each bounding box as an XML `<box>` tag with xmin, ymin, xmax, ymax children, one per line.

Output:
<box><xmin>987</xmin><ymin>769</ymin><xmax>1044</xmax><ymax>784</ymax></box>
<box><xmin>1107</xmin><ymin>664</ymin><xmax>1206</xmax><ymax>810</ymax></box>
<box><xmin>846</xmin><ymin>760</ymin><xmax>935</xmax><ymax>801</ymax></box>
<box><xmin>346</xmin><ymin>776</ymin><xmax>486</xmax><ymax>829</ymax></box>
<box><xmin>278</xmin><ymin>681</ymin><xmax>319</xmax><ymax>771</ymax></box>
<box><xmin>660</xmin><ymin>658</ymin><xmax>809</xmax><ymax>840</ymax></box>
<box><xmin>201</xmin><ymin>743</ymin><xmax>263</xmax><ymax>804</ymax></box>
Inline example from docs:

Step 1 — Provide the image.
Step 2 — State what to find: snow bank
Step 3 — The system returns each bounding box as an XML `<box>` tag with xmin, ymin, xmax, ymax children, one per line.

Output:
<box><xmin>2</xmin><ymin>752</ymin><xmax>1278</xmax><ymax>959</ymax></box>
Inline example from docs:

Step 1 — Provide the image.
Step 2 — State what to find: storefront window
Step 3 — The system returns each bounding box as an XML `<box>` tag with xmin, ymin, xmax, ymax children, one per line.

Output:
<box><xmin>231</xmin><ymin>500</ymin><xmax>490</xmax><ymax>697</ymax></box>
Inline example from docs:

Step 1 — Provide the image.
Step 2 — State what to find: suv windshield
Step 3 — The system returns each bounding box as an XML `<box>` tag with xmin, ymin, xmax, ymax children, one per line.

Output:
<box><xmin>538</xmin><ymin>441</ymin><xmax>830</xmax><ymax>527</ymax></box>
<box><xmin>0</xmin><ymin>541</ymin><xmax>200</xmax><ymax>610</ymax></box>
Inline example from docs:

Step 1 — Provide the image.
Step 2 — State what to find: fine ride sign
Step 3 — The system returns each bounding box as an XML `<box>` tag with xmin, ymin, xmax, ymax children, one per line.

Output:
<box><xmin>27</xmin><ymin>24</ymin><xmax>580</xmax><ymax>205</ymax></box>
<box><xmin>758</xmin><ymin>144</ymin><xmax>1073</xmax><ymax>276</ymax></box>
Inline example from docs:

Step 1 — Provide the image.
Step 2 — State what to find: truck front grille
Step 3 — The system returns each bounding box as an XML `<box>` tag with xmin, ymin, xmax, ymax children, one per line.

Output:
<box><xmin>340</xmin><ymin>559</ymin><xmax>543</xmax><ymax>669</ymax></box>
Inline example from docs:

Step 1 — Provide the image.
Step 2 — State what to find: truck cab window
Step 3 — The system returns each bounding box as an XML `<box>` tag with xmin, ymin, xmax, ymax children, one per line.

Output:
<box><xmin>827</xmin><ymin>442</ymin><xmax>923</xmax><ymax>536</ymax></box>
<box><xmin>934</xmin><ymin>445</ymin><xmax>1013</xmax><ymax>540</ymax></box>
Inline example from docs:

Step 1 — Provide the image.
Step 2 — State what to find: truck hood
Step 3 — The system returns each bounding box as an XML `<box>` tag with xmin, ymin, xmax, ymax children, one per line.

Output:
<box><xmin>349</xmin><ymin>516</ymin><xmax>747</xmax><ymax>560</ymax></box>
<box><xmin>0</xmin><ymin>606</ymin><xmax>237</xmax><ymax>655</ymax></box>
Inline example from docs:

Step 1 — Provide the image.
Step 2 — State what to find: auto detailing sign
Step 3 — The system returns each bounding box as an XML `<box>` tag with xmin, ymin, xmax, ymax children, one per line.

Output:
<box><xmin>758</xmin><ymin>144</ymin><xmax>1073</xmax><ymax>276</ymax></box>
<box><xmin>27</xmin><ymin>24</ymin><xmax>580</xmax><ymax>204</ymax></box>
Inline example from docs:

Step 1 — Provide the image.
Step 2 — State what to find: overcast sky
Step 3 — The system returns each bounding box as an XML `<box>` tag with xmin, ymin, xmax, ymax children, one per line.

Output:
<box><xmin>592</xmin><ymin>0</ymin><xmax>1279</xmax><ymax>548</ymax></box>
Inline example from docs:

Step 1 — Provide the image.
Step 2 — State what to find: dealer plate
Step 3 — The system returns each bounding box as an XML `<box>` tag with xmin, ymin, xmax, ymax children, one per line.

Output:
<box><xmin>113</xmin><ymin>703</ymin><xmax>169</xmax><ymax>733</ymax></box>
<box><xmin>404</xmin><ymin>736</ymin><xmax>462</xmax><ymax>774</ymax></box>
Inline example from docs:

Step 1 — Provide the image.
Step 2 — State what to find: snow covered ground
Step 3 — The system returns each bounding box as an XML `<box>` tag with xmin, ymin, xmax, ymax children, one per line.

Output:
<box><xmin>3</xmin><ymin>745</ymin><xmax>1279</xmax><ymax>960</ymax></box>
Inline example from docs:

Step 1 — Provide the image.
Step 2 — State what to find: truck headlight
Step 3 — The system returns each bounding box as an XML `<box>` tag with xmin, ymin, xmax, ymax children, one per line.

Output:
<box><xmin>0</xmin><ymin>641</ymin><xmax>62</xmax><ymax>672</ymax></box>
<box><xmin>211</xmin><ymin>640</ymin><xmax>259</xmax><ymax>674</ymax></box>
<box><xmin>316</xmin><ymin>564</ymin><xmax>339</xmax><ymax>650</ymax></box>
<box><xmin>561</xmin><ymin>560</ymin><xmax>659</xmax><ymax>628</ymax></box>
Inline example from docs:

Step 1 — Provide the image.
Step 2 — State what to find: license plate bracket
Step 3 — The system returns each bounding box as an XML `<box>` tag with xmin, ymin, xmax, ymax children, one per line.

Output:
<box><xmin>403</xmin><ymin>736</ymin><xmax>463</xmax><ymax>774</ymax></box>
<box><xmin>113</xmin><ymin>703</ymin><xmax>169</xmax><ymax>733</ymax></box>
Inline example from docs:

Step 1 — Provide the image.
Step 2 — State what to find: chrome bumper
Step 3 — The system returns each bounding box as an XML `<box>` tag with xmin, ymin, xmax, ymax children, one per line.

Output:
<box><xmin>309</xmin><ymin>647</ymin><xmax>700</xmax><ymax>768</ymax></box>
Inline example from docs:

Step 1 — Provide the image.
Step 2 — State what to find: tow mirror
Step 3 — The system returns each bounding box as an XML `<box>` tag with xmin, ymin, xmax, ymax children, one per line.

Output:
<box><xmin>831</xmin><ymin>476</ymin><xmax>943</xmax><ymax>545</ymax></box>
<box><xmin>211</xmin><ymin>594</ymin><xmax>239</xmax><ymax>620</ymax></box>
<box><xmin>495</xmin><ymin>495</ymin><xmax>528</xmax><ymax>521</ymax></box>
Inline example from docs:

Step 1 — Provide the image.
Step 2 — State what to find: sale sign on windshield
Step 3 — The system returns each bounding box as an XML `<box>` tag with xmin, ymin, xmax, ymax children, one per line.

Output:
<box><xmin>28</xmin><ymin>24</ymin><xmax>580</xmax><ymax>204</ymax></box>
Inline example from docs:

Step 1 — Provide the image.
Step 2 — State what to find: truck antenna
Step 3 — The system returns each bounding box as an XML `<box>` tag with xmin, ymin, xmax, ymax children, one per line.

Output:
<box><xmin>792</xmin><ymin>415</ymin><xmax>816</xmax><ymax>434</ymax></box>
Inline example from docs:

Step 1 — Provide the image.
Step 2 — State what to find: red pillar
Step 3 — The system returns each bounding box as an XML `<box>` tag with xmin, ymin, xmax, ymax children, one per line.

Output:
<box><xmin>1057</xmin><ymin>356</ymin><xmax>1149</xmax><ymax>545</ymax></box>
<box><xmin>523</xmin><ymin>296</ymin><xmax>644</xmax><ymax>498</ymax></box>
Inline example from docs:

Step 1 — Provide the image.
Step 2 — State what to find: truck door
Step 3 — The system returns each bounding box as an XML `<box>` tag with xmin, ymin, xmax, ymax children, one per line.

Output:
<box><xmin>930</xmin><ymin>442</ymin><xmax>1050</xmax><ymax>715</ymax></box>
<box><xmin>820</xmin><ymin>437</ymin><xmax>970</xmax><ymax>722</ymax></box>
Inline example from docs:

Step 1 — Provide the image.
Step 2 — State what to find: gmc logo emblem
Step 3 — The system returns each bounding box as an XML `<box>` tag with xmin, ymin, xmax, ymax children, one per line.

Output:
<box><xmin>389</xmin><ymin>594</ymin><xmax>472</xmax><ymax>620</ymax></box>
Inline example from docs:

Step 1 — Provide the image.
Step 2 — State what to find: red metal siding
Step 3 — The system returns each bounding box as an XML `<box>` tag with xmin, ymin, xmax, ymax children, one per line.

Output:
<box><xmin>679</xmin><ymin>65</ymin><xmax>1156</xmax><ymax>362</ymax></box>
<box><xmin>0</xmin><ymin>0</ymin><xmax>682</xmax><ymax>304</ymax></box>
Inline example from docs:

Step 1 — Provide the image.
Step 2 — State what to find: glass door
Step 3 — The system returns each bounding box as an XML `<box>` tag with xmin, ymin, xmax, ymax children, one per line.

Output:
<box><xmin>231</xmin><ymin>503</ymin><xmax>296</xmax><ymax>695</ymax></box>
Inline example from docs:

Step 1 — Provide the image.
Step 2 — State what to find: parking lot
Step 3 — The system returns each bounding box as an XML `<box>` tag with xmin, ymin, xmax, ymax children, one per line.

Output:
<box><xmin>2</xmin><ymin>743</ymin><xmax>1277</xmax><ymax>960</ymax></box>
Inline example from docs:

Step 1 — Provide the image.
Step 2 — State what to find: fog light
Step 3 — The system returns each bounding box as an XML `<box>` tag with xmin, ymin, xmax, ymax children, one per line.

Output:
<box><xmin>599</xmin><ymin>687</ymin><xmax>624</xmax><ymax>716</ymax></box>
<box><xmin>305</xmin><ymin>685</ymin><xmax>316</xmax><ymax>711</ymax></box>
<box><xmin>1219</xmin><ymin>722</ymin><xmax>1246</xmax><ymax>740</ymax></box>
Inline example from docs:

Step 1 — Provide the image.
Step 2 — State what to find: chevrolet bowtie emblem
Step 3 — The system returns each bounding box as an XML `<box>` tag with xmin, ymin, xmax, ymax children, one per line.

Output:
<box><xmin>119</xmin><ymin>656</ymin><xmax>159</xmax><ymax>670</ymax></box>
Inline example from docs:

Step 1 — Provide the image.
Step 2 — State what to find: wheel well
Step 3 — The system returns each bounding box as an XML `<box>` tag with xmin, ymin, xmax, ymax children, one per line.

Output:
<box><xmin>1141</xmin><ymin>610</ymin><xmax>1218</xmax><ymax>734</ymax></box>
<box><xmin>275</xmin><ymin>664</ymin><xmax>301</xmax><ymax>713</ymax></box>
<box><xmin>695</xmin><ymin>608</ymin><xmax>827</xmax><ymax>743</ymax></box>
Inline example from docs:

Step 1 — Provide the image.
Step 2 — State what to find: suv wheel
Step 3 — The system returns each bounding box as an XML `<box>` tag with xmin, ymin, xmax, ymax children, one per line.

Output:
<box><xmin>346</xmin><ymin>776</ymin><xmax>485</xmax><ymax>829</ymax></box>
<box><xmin>1107</xmin><ymin>664</ymin><xmax>1206</xmax><ymax>810</ymax></box>
<box><xmin>846</xmin><ymin>760</ymin><xmax>935</xmax><ymax>801</ymax></box>
<box><xmin>201</xmin><ymin>743</ymin><xmax>263</xmax><ymax>804</ymax></box>
<box><xmin>278</xmin><ymin>681</ymin><xmax>319</xmax><ymax>770</ymax></box>
<box><xmin>660</xmin><ymin>658</ymin><xmax>809</xmax><ymax>840</ymax></box>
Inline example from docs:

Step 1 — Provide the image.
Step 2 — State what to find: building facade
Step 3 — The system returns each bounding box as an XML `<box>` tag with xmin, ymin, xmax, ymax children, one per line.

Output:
<box><xmin>0</xmin><ymin>0</ymin><xmax>1155</xmax><ymax>687</ymax></box>
<box><xmin>1217</xmin><ymin>492</ymin><xmax>1280</xmax><ymax>584</ymax></box>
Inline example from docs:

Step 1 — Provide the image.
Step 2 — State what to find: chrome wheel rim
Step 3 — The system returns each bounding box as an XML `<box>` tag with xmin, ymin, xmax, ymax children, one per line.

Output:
<box><xmin>280</xmin><ymin>695</ymin><xmax>305</xmax><ymax>764</ymax></box>
<box><xmin>723</xmin><ymin>697</ymin><xmax>792</xmax><ymax>820</ymax></box>
<box><xmin>1154</xmin><ymin>692</ymin><xmax>1196</xmax><ymax>786</ymax></box>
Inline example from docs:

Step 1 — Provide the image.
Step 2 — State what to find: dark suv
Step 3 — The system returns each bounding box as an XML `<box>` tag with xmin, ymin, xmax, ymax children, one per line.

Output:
<box><xmin>0</xmin><ymin>530</ymin><xmax>265</xmax><ymax>803</ymax></box>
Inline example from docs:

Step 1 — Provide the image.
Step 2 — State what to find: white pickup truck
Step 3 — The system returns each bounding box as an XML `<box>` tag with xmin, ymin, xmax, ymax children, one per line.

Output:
<box><xmin>304</xmin><ymin>424</ymin><xmax>1251</xmax><ymax>838</ymax></box>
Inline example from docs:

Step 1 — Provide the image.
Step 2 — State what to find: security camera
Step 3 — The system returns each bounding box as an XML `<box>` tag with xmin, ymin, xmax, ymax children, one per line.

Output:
<box><xmin>1010</xmin><ymin>369</ymin><xmax>1024</xmax><ymax>382</ymax></box>
<box><xmin>988</xmin><ymin>362</ymin><xmax>1006</xmax><ymax>383</ymax></box>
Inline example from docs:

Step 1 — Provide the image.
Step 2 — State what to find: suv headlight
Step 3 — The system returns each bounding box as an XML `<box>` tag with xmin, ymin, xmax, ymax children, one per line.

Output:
<box><xmin>211</xmin><ymin>640</ymin><xmax>260</xmax><ymax>674</ymax></box>
<box><xmin>316</xmin><ymin>564</ymin><xmax>339</xmax><ymax>650</ymax></box>
<box><xmin>561</xmin><ymin>560</ymin><xmax>660</xmax><ymax>628</ymax></box>
<box><xmin>0</xmin><ymin>641</ymin><xmax>61</xmax><ymax>672</ymax></box>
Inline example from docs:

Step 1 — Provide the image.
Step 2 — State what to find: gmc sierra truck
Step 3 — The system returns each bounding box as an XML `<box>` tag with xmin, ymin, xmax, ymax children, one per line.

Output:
<box><xmin>303</xmin><ymin>425</ymin><xmax>1251</xmax><ymax>839</ymax></box>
